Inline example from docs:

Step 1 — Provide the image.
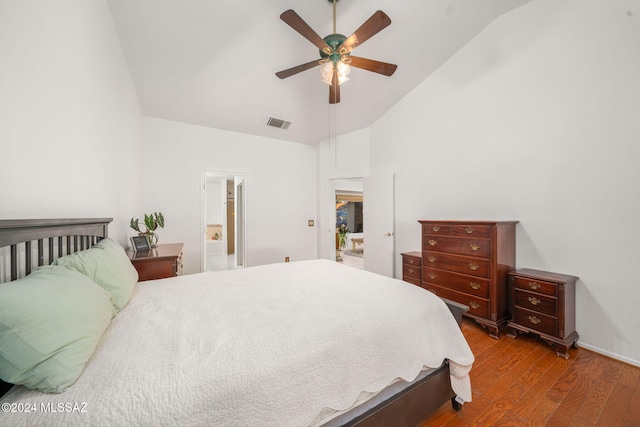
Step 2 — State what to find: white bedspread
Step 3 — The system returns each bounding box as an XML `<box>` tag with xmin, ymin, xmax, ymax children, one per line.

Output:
<box><xmin>0</xmin><ymin>259</ymin><xmax>474</xmax><ymax>426</ymax></box>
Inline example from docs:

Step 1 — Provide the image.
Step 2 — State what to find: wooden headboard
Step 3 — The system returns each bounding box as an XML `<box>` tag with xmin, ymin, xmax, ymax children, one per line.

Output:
<box><xmin>0</xmin><ymin>218</ymin><xmax>113</xmax><ymax>396</ymax></box>
<box><xmin>0</xmin><ymin>218</ymin><xmax>112</xmax><ymax>283</ymax></box>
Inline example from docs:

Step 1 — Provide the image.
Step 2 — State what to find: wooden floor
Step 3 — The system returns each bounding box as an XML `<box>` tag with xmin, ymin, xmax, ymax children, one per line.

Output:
<box><xmin>419</xmin><ymin>320</ymin><xmax>640</xmax><ymax>426</ymax></box>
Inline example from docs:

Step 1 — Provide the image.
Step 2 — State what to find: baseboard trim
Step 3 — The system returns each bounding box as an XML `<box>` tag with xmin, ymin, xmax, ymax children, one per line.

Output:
<box><xmin>578</xmin><ymin>342</ymin><xmax>640</xmax><ymax>368</ymax></box>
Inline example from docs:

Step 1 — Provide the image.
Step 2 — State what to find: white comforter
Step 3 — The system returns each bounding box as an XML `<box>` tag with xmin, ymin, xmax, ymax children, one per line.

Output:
<box><xmin>0</xmin><ymin>260</ymin><xmax>474</xmax><ymax>426</ymax></box>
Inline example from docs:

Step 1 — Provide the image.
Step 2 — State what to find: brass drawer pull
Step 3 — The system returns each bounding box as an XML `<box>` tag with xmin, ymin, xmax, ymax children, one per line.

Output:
<box><xmin>470</xmin><ymin>282</ymin><xmax>481</xmax><ymax>290</ymax></box>
<box><xmin>528</xmin><ymin>281</ymin><xmax>541</xmax><ymax>290</ymax></box>
<box><xmin>469</xmin><ymin>263</ymin><xmax>480</xmax><ymax>271</ymax></box>
<box><xmin>408</xmin><ymin>268</ymin><xmax>415</xmax><ymax>274</ymax></box>
<box><xmin>465</xmin><ymin>227</ymin><xmax>474</xmax><ymax>234</ymax></box>
<box><xmin>469</xmin><ymin>301</ymin><xmax>480</xmax><ymax>310</ymax></box>
<box><xmin>529</xmin><ymin>316</ymin><xmax>541</xmax><ymax>325</ymax></box>
<box><xmin>429</xmin><ymin>272</ymin><xmax>437</xmax><ymax>279</ymax></box>
<box><xmin>470</xmin><ymin>243</ymin><xmax>480</xmax><ymax>251</ymax></box>
<box><xmin>428</xmin><ymin>256</ymin><xmax>436</xmax><ymax>263</ymax></box>
<box><xmin>528</xmin><ymin>296</ymin><xmax>541</xmax><ymax>306</ymax></box>
<box><xmin>432</xmin><ymin>225</ymin><xmax>440</xmax><ymax>232</ymax></box>
<box><xmin>408</xmin><ymin>258</ymin><xmax>416</xmax><ymax>264</ymax></box>
<box><xmin>428</xmin><ymin>239</ymin><xmax>437</xmax><ymax>246</ymax></box>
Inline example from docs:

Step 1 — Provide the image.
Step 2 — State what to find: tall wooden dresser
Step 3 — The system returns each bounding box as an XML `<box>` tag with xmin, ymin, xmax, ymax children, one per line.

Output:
<box><xmin>418</xmin><ymin>220</ymin><xmax>517</xmax><ymax>338</ymax></box>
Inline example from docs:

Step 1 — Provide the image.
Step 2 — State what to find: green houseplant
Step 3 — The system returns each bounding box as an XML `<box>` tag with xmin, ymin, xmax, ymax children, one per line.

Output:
<box><xmin>130</xmin><ymin>212</ymin><xmax>165</xmax><ymax>247</ymax></box>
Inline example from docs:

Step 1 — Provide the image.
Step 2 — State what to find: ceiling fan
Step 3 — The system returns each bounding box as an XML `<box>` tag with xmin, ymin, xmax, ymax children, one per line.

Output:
<box><xmin>276</xmin><ymin>0</ymin><xmax>397</xmax><ymax>104</ymax></box>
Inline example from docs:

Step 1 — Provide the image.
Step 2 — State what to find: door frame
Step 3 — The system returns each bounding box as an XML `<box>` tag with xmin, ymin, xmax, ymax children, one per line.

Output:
<box><xmin>328</xmin><ymin>177</ymin><xmax>364</xmax><ymax>262</ymax></box>
<box><xmin>200</xmin><ymin>170</ymin><xmax>247</xmax><ymax>272</ymax></box>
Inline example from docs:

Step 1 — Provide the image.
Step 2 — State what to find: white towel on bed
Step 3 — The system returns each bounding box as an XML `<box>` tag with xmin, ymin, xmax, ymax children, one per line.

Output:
<box><xmin>0</xmin><ymin>259</ymin><xmax>473</xmax><ymax>427</ymax></box>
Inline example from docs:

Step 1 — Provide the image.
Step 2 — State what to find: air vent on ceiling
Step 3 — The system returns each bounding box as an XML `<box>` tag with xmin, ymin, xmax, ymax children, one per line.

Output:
<box><xmin>266</xmin><ymin>117</ymin><xmax>291</xmax><ymax>130</ymax></box>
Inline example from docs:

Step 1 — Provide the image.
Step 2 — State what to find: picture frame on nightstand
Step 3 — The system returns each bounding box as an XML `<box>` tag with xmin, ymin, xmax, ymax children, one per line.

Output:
<box><xmin>130</xmin><ymin>235</ymin><xmax>151</xmax><ymax>252</ymax></box>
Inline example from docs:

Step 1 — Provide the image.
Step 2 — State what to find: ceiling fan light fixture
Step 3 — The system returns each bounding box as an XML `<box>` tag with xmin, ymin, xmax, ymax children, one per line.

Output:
<box><xmin>320</xmin><ymin>62</ymin><xmax>334</xmax><ymax>85</ymax></box>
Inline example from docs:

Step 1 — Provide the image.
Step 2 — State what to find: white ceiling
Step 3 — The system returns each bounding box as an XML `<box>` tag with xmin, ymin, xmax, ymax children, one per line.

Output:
<box><xmin>107</xmin><ymin>0</ymin><xmax>531</xmax><ymax>145</ymax></box>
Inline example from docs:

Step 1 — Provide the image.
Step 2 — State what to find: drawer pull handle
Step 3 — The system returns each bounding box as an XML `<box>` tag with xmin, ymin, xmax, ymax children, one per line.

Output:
<box><xmin>428</xmin><ymin>256</ymin><xmax>436</xmax><ymax>263</ymax></box>
<box><xmin>408</xmin><ymin>268</ymin><xmax>415</xmax><ymax>274</ymax></box>
<box><xmin>429</xmin><ymin>272</ymin><xmax>437</xmax><ymax>279</ymax></box>
<box><xmin>469</xmin><ymin>263</ymin><xmax>480</xmax><ymax>271</ymax></box>
<box><xmin>529</xmin><ymin>316</ymin><xmax>541</xmax><ymax>325</ymax></box>
<box><xmin>470</xmin><ymin>243</ymin><xmax>480</xmax><ymax>251</ymax></box>
<box><xmin>465</xmin><ymin>227</ymin><xmax>474</xmax><ymax>234</ymax></box>
<box><xmin>528</xmin><ymin>281</ymin><xmax>541</xmax><ymax>290</ymax></box>
<box><xmin>432</xmin><ymin>225</ymin><xmax>440</xmax><ymax>232</ymax></box>
<box><xmin>409</xmin><ymin>259</ymin><xmax>416</xmax><ymax>264</ymax></box>
<box><xmin>528</xmin><ymin>296</ymin><xmax>541</xmax><ymax>306</ymax></box>
<box><xmin>428</xmin><ymin>239</ymin><xmax>437</xmax><ymax>246</ymax></box>
<box><xmin>469</xmin><ymin>301</ymin><xmax>480</xmax><ymax>310</ymax></box>
<box><xmin>470</xmin><ymin>282</ymin><xmax>481</xmax><ymax>290</ymax></box>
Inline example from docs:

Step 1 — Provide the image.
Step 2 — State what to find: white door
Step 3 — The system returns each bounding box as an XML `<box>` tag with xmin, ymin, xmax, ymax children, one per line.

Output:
<box><xmin>363</xmin><ymin>172</ymin><xmax>395</xmax><ymax>277</ymax></box>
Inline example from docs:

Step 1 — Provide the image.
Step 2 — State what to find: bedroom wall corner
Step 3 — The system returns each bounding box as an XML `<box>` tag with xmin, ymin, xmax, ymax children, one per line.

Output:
<box><xmin>316</xmin><ymin>129</ymin><xmax>370</xmax><ymax>261</ymax></box>
<box><xmin>369</xmin><ymin>0</ymin><xmax>640</xmax><ymax>365</ymax></box>
<box><xmin>0</xmin><ymin>0</ymin><xmax>144</xmax><ymax>243</ymax></box>
<box><xmin>141</xmin><ymin>117</ymin><xmax>317</xmax><ymax>275</ymax></box>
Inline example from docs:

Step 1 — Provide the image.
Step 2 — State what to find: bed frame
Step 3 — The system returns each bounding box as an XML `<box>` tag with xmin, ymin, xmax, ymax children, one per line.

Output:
<box><xmin>0</xmin><ymin>218</ymin><xmax>464</xmax><ymax>426</ymax></box>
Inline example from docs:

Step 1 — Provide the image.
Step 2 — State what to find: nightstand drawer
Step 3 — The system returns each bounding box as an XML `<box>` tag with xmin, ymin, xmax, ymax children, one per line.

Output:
<box><xmin>514</xmin><ymin>289</ymin><xmax>556</xmax><ymax>316</ymax></box>
<box><xmin>513</xmin><ymin>307</ymin><xmax>557</xmax><ymax>336</ymax></box>
<box><xmin>403</xmin><ymin>264</ymin><xmax>421</xmax><ymax>280</ymax></box>
<box><xmin>513</xmin><ymin>276</ymin><xmax>557</xmax><ymax>297</ymax></box>
<box><xmin>423</xmin><ymin>267</ymin><xmax>489</xmax><ymax>298</ymax></box>
<box><xmin>403</xmin><ymin>277</ymin><xmax>421</xmax><ymax>287</ymax></box>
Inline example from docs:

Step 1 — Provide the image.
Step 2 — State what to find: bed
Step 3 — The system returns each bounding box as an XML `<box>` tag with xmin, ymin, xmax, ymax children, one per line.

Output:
<box><xmin>0</xmin><ymin>218</ymin><xmax>474</xmax><ymax>426</ymax></box>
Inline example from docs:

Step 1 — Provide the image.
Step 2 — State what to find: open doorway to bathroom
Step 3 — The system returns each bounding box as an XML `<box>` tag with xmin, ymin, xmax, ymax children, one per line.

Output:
<box><xmin>332</xmin><ymin>179</ymin><xmax>364</xmax><ymax>270</ymax></box>
<box><xmin>202</xmin><ymin>172</ymin><xmax>246</xmax><ymax>271</ymax></box>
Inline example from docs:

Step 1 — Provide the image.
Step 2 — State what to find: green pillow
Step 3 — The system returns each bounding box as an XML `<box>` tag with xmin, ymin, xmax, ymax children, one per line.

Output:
<box><xmin>54</xmin><ymin>238</ymin><xmax>138</xmax><ymax>311</ymax></box>
<box><xmin>0</xmin><ymin>265</ymin><xmax>115</xmax><ymax>393</ymax></box>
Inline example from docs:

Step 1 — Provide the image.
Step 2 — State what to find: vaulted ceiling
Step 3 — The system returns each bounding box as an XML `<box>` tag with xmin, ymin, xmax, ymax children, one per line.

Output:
<box><xmin>108</xmin><ymin>0</ymin><xmax>531</xmax><ymax>144</ymax></box>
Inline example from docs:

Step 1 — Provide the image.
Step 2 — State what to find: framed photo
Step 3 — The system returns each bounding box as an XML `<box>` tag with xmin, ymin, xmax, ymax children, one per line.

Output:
<box><xmin>130</xmin><ymin>235</ymin><xmax>151</xmax><ymax>252</ymax></box>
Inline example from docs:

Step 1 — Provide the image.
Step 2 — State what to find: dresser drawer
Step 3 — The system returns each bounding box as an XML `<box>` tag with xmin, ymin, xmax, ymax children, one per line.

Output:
<box><xmin>423</xmin><ymin>267</ymin><xmax>490</xmax><ymax>298</ymax></box>
<box><xmin>514</xmin><ymin>289</ymin><xmax>556</xmax><ymax>316</ymax></box>
<box><xmin>422</xmin><ymin>251</ymin><xmax>490</xmax><ymax>278</ymax></box>
<box><xmin>513</xmin><ymin>307</ymin><xmax>557</xmax><ymax>336</ymax></box>
<box><xmin>423</xmin><ymin>284</ymin><xmax>489</xmax><ymax>318</ymax></box>
<box><xmin>513</xmin><ymin>276</ymin><xmax>557</xmax><ymax>297</ymax></box>
<box><xmin>452</xmin><ymin>224</ymin><xmax>491</xmax><ymax>238</ymax></box>
<box><xmin>421</xmin><ymin>223</ymin><xmax>452</xmax><ymax>236</ymax></box>
<box><xmin>422</xmin><ymin>236</ymin><xmax>490</xmax><ymax>258</ymax></box>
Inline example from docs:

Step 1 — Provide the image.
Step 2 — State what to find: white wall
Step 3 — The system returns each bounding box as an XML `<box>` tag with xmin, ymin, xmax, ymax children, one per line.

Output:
<box><xmin>0</xmin><ymin>0</ymin><xmax>143</xmax><ymax>243</ymax></box>
<box><xmin>316</xmin><ymin>129</ymin><xmax>370</xmax><ymax>260</ymax></box>
<box><xmin>369</xmin><ymin>0</ymin><xmax>640</xmax><ymax>364</ymax></box>
<box><xmin>142</xmin><ymin>117</ymin><xmax>317</xmax><ymax>274</ymax></box>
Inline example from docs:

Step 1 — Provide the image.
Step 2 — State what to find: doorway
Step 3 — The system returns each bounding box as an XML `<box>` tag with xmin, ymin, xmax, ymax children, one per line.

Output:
<box><xmin>330</xmin><ymin>178</ymin><xmax>364</xmax><ymax>270</ymax></box>
<box><xmin>202</xmin><ymin>172</ymin><xmax>246</xmax><ymax>271</ymax></box>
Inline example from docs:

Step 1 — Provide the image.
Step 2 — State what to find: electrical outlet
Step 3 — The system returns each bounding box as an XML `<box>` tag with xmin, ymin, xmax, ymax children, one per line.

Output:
<box><xmin>308</xmin><ymin>220</ymin><xmax>314</xmax><ymax>227</ymax></box>
<box><xmin>285</xmin><ymin>257</ymin><xmax>290</xmax><ymax>262</ymax></box>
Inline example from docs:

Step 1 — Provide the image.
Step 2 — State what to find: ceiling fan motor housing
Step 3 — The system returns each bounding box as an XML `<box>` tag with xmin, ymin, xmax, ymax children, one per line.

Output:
<box><xmin>320</xmin><ymin>33</ymin><xmax>349</xmax><ymax>63</ymax></box>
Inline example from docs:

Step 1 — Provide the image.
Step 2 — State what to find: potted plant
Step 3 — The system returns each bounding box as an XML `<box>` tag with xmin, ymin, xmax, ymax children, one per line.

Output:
<box><xmin>336</xmin><ymin>223</ymin><xmax>349</xmax><ymax>261</ymax></box>
<box><xmin>130</xmin><ymin>212</ymin><xmax>165</xmax><ymax>247</ymax></box>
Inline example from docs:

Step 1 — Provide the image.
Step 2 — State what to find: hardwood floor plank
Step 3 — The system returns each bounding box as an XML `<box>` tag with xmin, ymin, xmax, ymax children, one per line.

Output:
<box><xmin>572</xmin><ymin>359</ymin><xmax>622</xmax><ymax>425</ymax></box>
<box><xmin>418</xmin><ymin>320</ymin><xmax>640</xmax><ymax>427</ymax></box>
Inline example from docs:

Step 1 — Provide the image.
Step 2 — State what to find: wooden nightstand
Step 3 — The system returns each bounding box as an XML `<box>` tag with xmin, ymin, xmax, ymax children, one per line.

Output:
<box><xmin>128</xmin><ymin>243</ymin><xmax>184</xmax><ymax>281</ymax></box>
<box><xmin>507</xmin><ymin>268</ymin><xmax>579</xmax><ymax>358</ymax></box>
<box><xmin>401</xmin><ymin>251</ymin><xmax>422</xmax><ymax>287</ymax></box>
